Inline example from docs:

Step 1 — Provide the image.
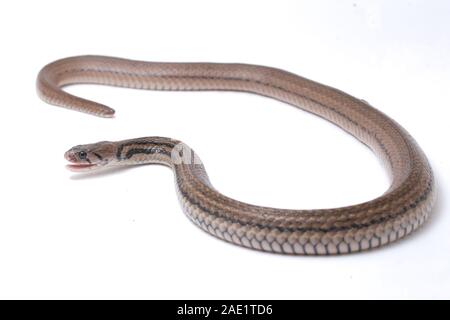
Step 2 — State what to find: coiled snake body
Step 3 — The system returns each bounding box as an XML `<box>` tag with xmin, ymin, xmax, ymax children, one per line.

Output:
<box><xmin>37</xmin><ymin>55</ymin><xmax>435</xmax><ymax>255</ymax></box>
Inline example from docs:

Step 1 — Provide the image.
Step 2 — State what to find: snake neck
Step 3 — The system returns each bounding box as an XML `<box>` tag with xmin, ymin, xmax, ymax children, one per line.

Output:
<box><xmin>114</xmin><ymin>136</ymin><xmax>213</xmax><ymax>190</ymax></box>
<box><xmin>114</xmin><ymin>137</ymin><xmax>205</xmax><ymax>169</ymax></box>
<box><xmin>113</xmin><ymin>137</ymin><xmax>180</xmax><ymax>166</ymax></box>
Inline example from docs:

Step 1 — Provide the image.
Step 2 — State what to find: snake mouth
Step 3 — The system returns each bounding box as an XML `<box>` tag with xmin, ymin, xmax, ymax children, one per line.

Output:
<box><xmin>66</xmin><ymin>162</ymin><xmax>98</xmax><ymax>172</ymax></box>
<box><xmin>64</xmin><ymin>151</ymin><xmax>99</xmax><ymax>172</ymax></box>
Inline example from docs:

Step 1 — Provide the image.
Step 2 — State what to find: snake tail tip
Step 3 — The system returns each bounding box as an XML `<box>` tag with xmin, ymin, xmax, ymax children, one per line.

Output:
<box><xmin>99</xmin><ymin>109</ymin><xmax>115</xmax><ymax>118</ymax></box>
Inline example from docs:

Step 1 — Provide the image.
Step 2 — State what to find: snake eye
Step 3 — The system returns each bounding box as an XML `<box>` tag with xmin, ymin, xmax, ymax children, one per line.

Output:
<box><xmin>78</xmin><ymin>151</ymin><xmax>87</xmax><ymax>160</ymax></box>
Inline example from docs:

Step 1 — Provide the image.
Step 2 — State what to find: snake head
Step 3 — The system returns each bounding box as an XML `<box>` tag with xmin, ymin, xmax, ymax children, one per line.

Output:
<box><xmin>65</xmin><ymin>141</ymin><xmax>116</xmax><ymax>172</ymax></box>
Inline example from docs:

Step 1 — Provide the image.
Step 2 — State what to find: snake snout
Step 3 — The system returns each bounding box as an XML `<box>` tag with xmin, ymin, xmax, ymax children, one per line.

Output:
<box><xmin>64</xmin><ymin>150</ymin><xmax>77</xmax><ymax>162</ymax></box>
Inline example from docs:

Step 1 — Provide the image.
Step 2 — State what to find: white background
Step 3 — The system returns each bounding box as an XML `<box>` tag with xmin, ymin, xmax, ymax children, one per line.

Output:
<box><xmin>0</xmin><ymin>0</ymin><xmax>449</xmax><ymax>299</ymax></box>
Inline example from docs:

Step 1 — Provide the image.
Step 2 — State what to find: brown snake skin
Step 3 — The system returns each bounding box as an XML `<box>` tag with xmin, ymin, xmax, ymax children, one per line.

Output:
<box><xmin>36</xmin><ymin>55</ymin><xmax>435</xmax><ymax>255</ymax></box>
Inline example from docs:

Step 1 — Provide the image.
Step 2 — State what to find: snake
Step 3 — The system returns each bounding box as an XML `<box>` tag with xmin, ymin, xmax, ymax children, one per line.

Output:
<box><xmin>36</xmin><ymin>55</ymin><xmax>435</xmax><ymax>255</ymax></box>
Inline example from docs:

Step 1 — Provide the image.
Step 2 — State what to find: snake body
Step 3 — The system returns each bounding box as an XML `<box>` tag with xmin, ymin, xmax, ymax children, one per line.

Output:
<box><xmin>37</xmin><ymin>55</ymin><xmax>435</xmax><ymax>255</ymax></box>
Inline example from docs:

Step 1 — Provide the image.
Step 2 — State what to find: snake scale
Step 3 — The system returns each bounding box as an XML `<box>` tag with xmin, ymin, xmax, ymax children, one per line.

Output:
<box><xmin>36</xmin><ymin>55</ymin><xmax>435</xmax><ymax>255</ymax></box>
